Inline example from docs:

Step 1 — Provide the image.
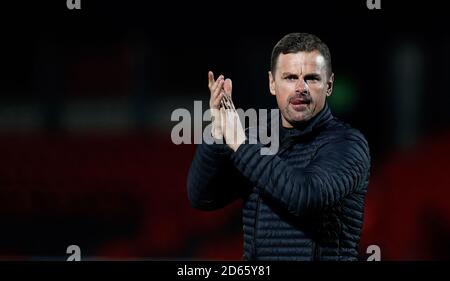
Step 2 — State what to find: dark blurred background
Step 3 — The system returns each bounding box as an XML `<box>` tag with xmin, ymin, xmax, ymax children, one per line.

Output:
<box><xmin>0</xmin><ymin>1</ymin><xmax>449</xmax><ymax>260</ymax></box>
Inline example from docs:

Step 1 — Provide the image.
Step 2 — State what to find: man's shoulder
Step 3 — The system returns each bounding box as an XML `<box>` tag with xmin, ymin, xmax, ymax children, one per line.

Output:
<box><xmin>317</xmin><ymin>118</ymin><xmax>371</xmax><ymax>164</ymax></box>
<box><xmin>321</xmin><ymin>117</ymin><xmax>368</xmax><ymax>146</ymax></box>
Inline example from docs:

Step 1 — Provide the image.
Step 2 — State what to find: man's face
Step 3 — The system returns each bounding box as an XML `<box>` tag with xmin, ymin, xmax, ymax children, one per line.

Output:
<box><xmin>269</xmin><ymin>51</ymin><xmax>334</xmax><ymax>128</ymax></box>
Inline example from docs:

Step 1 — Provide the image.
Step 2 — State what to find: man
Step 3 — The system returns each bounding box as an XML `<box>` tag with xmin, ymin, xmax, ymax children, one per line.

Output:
<box><xmin>187</xmin><ymin>33</ymin><xmax>370</xmax><ymax>261</ymax></box>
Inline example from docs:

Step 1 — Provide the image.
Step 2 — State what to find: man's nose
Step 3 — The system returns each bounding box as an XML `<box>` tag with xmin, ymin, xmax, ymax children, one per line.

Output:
<box><xmin>295</xmin><ymin>79</ymin><xmax>309</xmax><ymax>94</ymax></box>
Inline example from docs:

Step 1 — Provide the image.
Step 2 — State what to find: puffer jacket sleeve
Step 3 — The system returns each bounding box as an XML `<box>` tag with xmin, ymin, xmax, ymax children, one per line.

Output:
<box><xmin>230</xmin><ymin>130</ymin><xmax>370</xmax><ymax>216</ymax></box>
<box><xmin>187</xmin><ymin>141</ymin><xmax>247</xmax><ymax>211</ymax></box>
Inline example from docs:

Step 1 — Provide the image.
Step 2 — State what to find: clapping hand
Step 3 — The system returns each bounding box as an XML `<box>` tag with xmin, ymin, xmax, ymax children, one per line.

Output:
<box><xmin>208</xmin><ymin>71</ymin><xmax>246</xmax><ymax>151</ymax></box>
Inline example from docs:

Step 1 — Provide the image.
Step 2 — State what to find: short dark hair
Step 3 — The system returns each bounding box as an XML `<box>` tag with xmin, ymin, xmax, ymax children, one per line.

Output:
<box><xmin>271</xmin><ymin>33</ymin><xmax>332</xmax><ymax>77</ymax></box>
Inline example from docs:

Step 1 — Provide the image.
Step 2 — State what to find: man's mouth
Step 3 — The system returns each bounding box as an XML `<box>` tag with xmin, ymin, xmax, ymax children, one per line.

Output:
<box><xmin>290</xmin><ymin>97</ymin><xmax>311</xmax><ymax>105</ymax></box>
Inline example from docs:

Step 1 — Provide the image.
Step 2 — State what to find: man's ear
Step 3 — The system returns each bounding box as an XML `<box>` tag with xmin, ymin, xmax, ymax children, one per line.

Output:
<box><xmin>326</xmin><ymin>73</ymin><xmax>334</xmax><ymax>97</ymax></box>
<box><xmin>269</xmin><ymin>71</ymin><xmax>276</xmax><ymax>96</ymax></box>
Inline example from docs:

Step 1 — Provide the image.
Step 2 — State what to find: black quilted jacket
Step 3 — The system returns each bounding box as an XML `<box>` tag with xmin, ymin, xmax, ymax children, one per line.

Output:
<box><xmin>187</xmin><ymin>104</ymin><xmax>370</xmax><ymax>261</ymax></box>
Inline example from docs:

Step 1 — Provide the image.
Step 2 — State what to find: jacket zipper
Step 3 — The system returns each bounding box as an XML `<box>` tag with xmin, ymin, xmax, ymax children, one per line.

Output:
<box><xmin>252</xmin><ymin>196</ymin><xmax>262</xmax><ymax>259</ymax></box>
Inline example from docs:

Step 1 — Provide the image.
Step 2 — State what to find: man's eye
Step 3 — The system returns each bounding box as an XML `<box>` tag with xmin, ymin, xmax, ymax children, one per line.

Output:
<box><xmin>286</xmin><ymin>76</ymin><xmax>297</xmax><ymax>80</ymax></box>
<box><xmin>305</xmin><ymin>77</ymin><xmax>320</xmax><ymax>83</ymax></box>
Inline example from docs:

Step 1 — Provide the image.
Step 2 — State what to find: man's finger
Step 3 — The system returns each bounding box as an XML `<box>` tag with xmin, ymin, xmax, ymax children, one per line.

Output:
<box><xmin>208</xmin><ymin>71</ymin><xmax>215</xmax><ymax>89</ymax></box>
<box><xmin>212</xmin><ymin>79</ymin><xmax>224</xmax><ymax>107</ymax></box>
<box><xmin>213</xmin><ymin>91</ymin><xmax>223</xmax><ymax>108</ymax></box>
<box><xmin>224</xmin><ymin>78</ymin><xmax>232</xmax><ymax>97</ymax></box>
<box><xmin>210</xmin><ymin>74</ymin><xmax>224</xmax><ymax>94</ymax></box>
